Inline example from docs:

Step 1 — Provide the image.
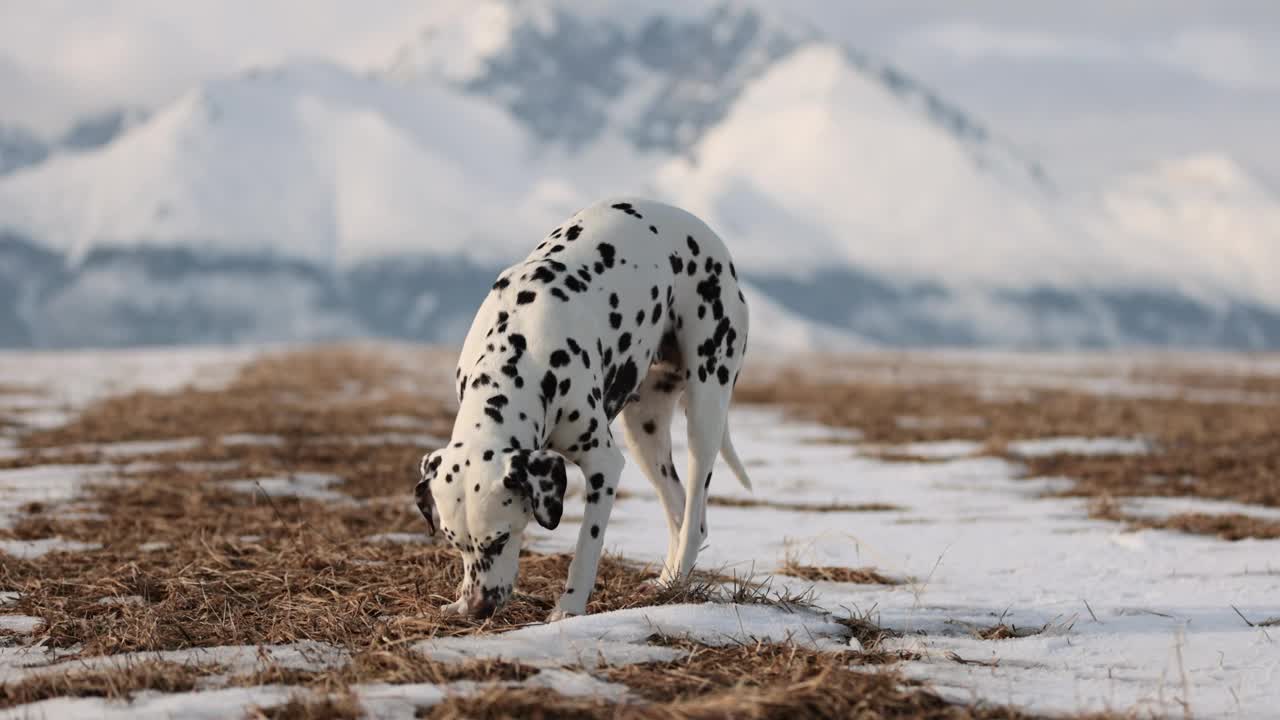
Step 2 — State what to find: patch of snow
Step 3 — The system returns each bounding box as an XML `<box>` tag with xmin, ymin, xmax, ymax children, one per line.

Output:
<box><xmin>223</xmin><ymin>473</ymin><xmax>347</xmax><ymax>501</ymax></box>
<box><xmin>0</xmin><ymin>615</ymin><xmax>40</xmax><ymax>633</ymax></box>
<box><xmin>0</xmin><ymin>537</ymin><xmax>101</xmax><ymax>560</ymax></box>
<box><xmin>895</xmin><ymin>415</ymin><xmax>987</xmax><ymax>431</ymax></box>
<box><xmin>39</xmin><ymin>437</ymin><xmax>204</xmax><ymax>459</ymax></box>
<box><xmin>0</xmin><ymin>592</ymin><xmax>17</xmax><ymax>607</ymax></box>
<box><xmin>0</xmin><ymin>684</ymin><xmax>300</xmax><ymax>720</ymax></box>
<box><xmin>95</xmin><ymin>596</ymin><xmax>145</xmax><ymax>607</ymax></box>
<box><xmin>0</xmin><ymin>347</ymin><xmax>253</xmax><ymax>416</ymax></box>
<box><xmin>886</xmin><ymin>440</ymin><xmax>985</xmax><ymax>460</ymax></box>
<box><xmin>219</xmin><ymin>433</ymin><xmax>285</xmax><ymax>447</ymax></box>
<box><xmin>138</xmin><ymin>541</ymin><xmax>170</xmax><ymax>552</ymax></box>
<box><xmin>12</xmin><ymin>641</ymin><xmax>346</xmax><ymax>687</ymax></box>
<box><xmin>1118</xmin><ymin>496</ymin><xmax>1280</xmax><ymax>523</ymax></box>
<box><xmin>417</xmin><ymin>603</ymin><xmax>848</xmax><ymax>668</ymax></box>
<box><xmin>525</xmin><ymin>668</ymin><xmax>630</xmax><ymax>700</ymax></box>
<box><xmin>1007</xmin><ymin>436</ymin><xmax>1152</xmax><ymax>458</ymax></box>
<box><xmin>308</xmin><ymin>433</ymin><xmax>444</xmax><ymax>448</ymax></box>
<box><xmin>0</xmin><ymin>463</ymin><xmax>115</xmax><ymax>529</ymax></box>
<box><xmin>355</xmin><ymin>682</ymin><xmax>447</xmax><ymax>720</ymax></box>
<box><xmin>377</xmin><ymin>415</ymin><xmax>434</xmax><ymax>430</ymax></box>
<box><xmin>366</xmin><ymin>532</ymin><xmax>434</xmax><ymax>545</ymax></box>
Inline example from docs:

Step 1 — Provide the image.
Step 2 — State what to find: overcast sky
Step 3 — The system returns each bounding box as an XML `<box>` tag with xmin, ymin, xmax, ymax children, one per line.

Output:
<box><xmin>2</xmin><ymin>0</ymin><xmax>1276</xmax><ymax>188</ymax></box>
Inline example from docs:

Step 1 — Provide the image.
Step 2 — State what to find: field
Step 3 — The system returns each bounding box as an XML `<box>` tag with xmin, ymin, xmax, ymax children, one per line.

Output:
<box><xmin>1</xmin><ymin>344</ymin><xmax>1277</xmax><ymax>719</ymax></box>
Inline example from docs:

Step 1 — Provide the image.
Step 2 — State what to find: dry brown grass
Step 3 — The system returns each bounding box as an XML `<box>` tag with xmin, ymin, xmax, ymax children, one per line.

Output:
<box><xmin>17</xmin><ymin>346</ymin><xmax>455</xmax><ymax>451</ymax></box>
<box><xmin>247</xmin><ymin>693</ymin><xmax>363</xmax><ymax>720</ymax></box>
<box><xmin>1088</xmin><ymin>498</ymin><xmax>1280</xmax><ymax>541</ymax></box>
<box><xmin>779</xmin><ymin>559</ymin><xmax>904</xmax><ymax>586</ymax></box>
<box><xmin>737</xmin><ymin>359</ymin><xmax>1280</xmax><ymax>539</ymax></box>
<box><xmin>0</xmin><ymin>660</ymin><xmax>210</xmax><ymax>709</ymax></box>
<box><xmin>425</xmin><ymin>640</ymin><xmax>1047</xmax><ymax>719</ymax></box>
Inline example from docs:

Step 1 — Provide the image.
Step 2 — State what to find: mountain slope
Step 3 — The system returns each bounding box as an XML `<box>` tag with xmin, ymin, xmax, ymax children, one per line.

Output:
<box><xmin>656</xmin><ymin>43</ymin><xmax>1079</xmax><ymax>282</ymax></box>
<box><xmin>0</xmin><ymin>62</ymin><xmax>539</xmax><ymax>267</ymax></box>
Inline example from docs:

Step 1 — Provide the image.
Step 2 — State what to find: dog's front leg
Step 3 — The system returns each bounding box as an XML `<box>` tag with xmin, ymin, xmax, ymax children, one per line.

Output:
<box><xmin>549</xmin><ymin>443</ymin><xmax>625</xmax><ymax>621</ymax></box>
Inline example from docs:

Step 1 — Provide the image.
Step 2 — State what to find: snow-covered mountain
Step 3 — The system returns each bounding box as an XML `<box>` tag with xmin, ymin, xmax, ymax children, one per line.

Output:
<box><xmin>0</xmin><ymin>0</ymin><xmax>1277</xmax><ymax>350</ymax></box>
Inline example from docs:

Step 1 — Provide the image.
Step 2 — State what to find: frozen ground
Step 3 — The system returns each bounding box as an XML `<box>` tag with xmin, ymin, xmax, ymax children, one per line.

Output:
<box><xmin>1</xmin><ymin>346</ymin><xmax>1278</xmax><ymax>718</ymax></box>
<box><xmin>522</xmin><ymin>407</ymin><xmax>1279</xmax><ymax>718</ymax></box>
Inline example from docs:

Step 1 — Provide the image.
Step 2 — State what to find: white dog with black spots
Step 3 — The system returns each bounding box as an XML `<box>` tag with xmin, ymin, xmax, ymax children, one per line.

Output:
<box><xmin>416</xmin><ymin>198</ymin><xmax>751</xmax><ymax>620</ymax></box>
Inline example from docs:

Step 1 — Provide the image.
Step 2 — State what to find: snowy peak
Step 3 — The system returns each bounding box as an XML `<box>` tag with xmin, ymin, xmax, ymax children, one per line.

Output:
<box><xmin>0</xmin><ymin>61</ymin><xmax>538</xmax><ymax>267</ymax></box>
<box><xmin>386</xmin><ymin>2</ymin><xmax>799</xmax><ymax>152</ymax></box>
<box><xmin>387</xmin><ymin>0</ymin><xmax>1047</xmax><ymax>196</ymax></box>
<box><xmin>655</xmin><ymin>43</ymin><xmax>1078</xmax><ymax>282</ymax></box>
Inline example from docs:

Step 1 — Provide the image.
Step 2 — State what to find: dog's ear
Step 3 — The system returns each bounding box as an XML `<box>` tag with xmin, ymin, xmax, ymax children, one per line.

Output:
<box><xmin>502</xmin><ymin>449</ymin><xmax>568</xmax><ymax>530</ymax></box>
<box><xmin>415</xmin><ymin>451</ymin><xmax>443</xmax><ymax>535</ymax></box>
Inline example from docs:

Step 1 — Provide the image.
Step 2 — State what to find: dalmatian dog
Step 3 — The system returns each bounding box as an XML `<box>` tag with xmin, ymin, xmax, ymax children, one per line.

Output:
<box><xmin>415</xmin><ymin>198</ymin><xmax>751</xmax><ymax>620</ymax></box>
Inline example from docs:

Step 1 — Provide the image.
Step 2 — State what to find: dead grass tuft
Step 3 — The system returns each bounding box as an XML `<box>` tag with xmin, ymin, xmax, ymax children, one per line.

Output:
<box><xmin>247</xmin><ymin>692</ymin><xmax>363</xmax><ymax>720</ymax></box>
<box><xmin>779</xmin><ymin>559</ymin><xmax>904</xmax><ymax>585</ymax></box>
<box><xmin>0</xmin><ymin>660</ymin><xmax>211</xmax><ymax>709</ymax></box>
<box><xmin>1088</xmin><ymin>497</ymin><xmax>1280</xmax><ymax>541</ymax></box>
<box><xmin>426</xmin><ymin>640</ymin><xmax>1042</xmax><ymax>719</ymax></box>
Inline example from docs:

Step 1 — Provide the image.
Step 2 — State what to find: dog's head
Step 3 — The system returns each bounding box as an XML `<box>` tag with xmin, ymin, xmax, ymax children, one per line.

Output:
<box><xmin>416</xmin><ymin>445</ymin><xmax>568</xmax><ymax>617</ymax></box>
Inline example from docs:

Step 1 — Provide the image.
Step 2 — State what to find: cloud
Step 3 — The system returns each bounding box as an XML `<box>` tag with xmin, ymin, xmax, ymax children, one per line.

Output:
<box><xmin>899</xmin><ymin>20</ymin><xmax>1280</xmax><ymax>92</ymax></box>
<box><xmin>1154</xmin><ymin>28</ymin><xmax>1280</xmax><ymax>91</ymax></box>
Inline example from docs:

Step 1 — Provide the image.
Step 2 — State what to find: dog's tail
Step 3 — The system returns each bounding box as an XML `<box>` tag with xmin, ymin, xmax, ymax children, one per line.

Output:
<box><xmin>720</xmin><ymin>425</ymin><xmax>752</xmax><ymax>491</ymax></box>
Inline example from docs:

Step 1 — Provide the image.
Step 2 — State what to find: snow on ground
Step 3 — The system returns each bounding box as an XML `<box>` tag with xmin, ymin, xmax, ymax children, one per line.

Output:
<box><xmin>1118</xmin><ymin>496</ymin><xmax>1280</xmax><ymax>523</ymax></box>
<box><xmin>884</xmin><ymin>439</ymin><xmax>985</xmax><ymax>460</ymax></box>
<box><xmin>0</xmin><ymin>464</ymin><xmax>115</xmax><ymax>529</ymax></box>
<box><xmin>418</xmin><ymin>603</ymin><xmax>852</xmax><ymax>669</ymax></box>
<box><xmin>0</xmin><ymin>536</ymin><xmax>101</xmax><ymax>560</ymax></box>
<box><xmin>223</xmin><ymin>473</ymin><xmax>348</xmax><ymax>501</ymax></box>
<box><xmin>0</xmin><ymin>346</ymin><xmax>255</xmax><ymax>430</ymax></box>
<box><xmin>0</xmin><ymin>615</ymin><xmax>40</xmax><ymax>633</ymax></box>
<box><xmin>0</xmin><ymin>684</ymin><xmax>302</xmax><ymax>720</ymax></box>
<box><xmin>1007</xmin><ymin>436</ymin><xmax>1152</xmax><ymax>458</ymax></box>
<box><xmin>524</xmin><ymin>407</ymin><xmax>1280</xmax><ymax>719</ymax></box>
<box><xmin>2</xmin><ymin>347</ymin><xmax>1278</xmax><ymax>718</ymax></box>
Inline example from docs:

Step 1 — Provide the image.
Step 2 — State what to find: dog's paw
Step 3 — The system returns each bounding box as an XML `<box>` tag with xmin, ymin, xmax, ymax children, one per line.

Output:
<box><xmin>441</xmin><ymin>599</ymin><xmax>467</xmax><ymax>616</ymax></box>
<box><xmin>547</xmin><ymin>606</ymin><xmax>580</xmax><ymax>623</ymax></box>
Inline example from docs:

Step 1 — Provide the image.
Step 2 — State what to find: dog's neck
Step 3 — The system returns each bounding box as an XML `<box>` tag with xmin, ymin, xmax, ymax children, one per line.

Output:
<box><xmin>454</xmin><ymin>353</ymin><xmax>554</xmax><ymax>454</ymax></box>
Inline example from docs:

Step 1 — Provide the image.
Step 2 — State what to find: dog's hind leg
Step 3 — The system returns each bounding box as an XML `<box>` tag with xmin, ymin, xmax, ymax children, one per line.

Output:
<box><xmin>670</xmin><ymin>378</ymin><xmax>732</xmax><ymax>583</ymax></box>
<box><xmin>619</xmin><ymin>363</ymin><xmax>686</xmax><ymax>582</ymax></box>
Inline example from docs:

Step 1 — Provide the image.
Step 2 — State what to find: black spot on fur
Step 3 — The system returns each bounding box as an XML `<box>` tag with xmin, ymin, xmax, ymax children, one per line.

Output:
<box><xmin>550</xmin><ymin>350</ymin><xmax>570</xmax><ymax>367</ymax></box>
<box><xmin>686</xmin><ymin>236</ymin><xmax>700</xmax><ymax>256</ymax></box>
<box><xmin>642</xmin><ymin>420</ymin><xmax>657</xmax><ymax>434</ymax></box>
<box><xmin>492</xmin><ymin>277</ymin><xmax>510</xmax><ymax>290</ymax></box>
<box><xmin>597</xmin><ymin>243</ymin><xmax>617</xmax><ymax>269</ymax></box>
<box><xmin>516</xmin><ymin>290</ymin><xmax>536</xmax><ymax>305</ymax></box>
